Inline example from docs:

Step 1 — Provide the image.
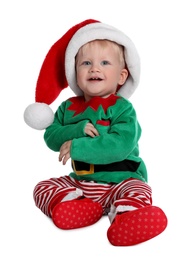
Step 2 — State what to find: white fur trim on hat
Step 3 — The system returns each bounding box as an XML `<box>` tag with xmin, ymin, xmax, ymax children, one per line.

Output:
<box><xmin>65</xmin><ymin>22</ymin><xmax>140</xmax><ymax>99</ymax></box>
<box><xmin>24</xmin><ymin>103</ymin><xmax>54</xmax><ymax>130</ymax></box>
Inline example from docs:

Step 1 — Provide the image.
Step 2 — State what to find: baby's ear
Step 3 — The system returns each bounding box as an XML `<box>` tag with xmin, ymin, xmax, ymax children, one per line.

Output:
<box><xmin>119</xmin><ymin>68</ymin><xmax>129</xmax><ymax>85</ymax></box>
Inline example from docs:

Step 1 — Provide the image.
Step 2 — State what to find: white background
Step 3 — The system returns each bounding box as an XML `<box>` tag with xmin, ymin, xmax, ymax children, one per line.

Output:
<box><xmin>1</xmin><ymin>0</ymin><xmax>191</xmax><ymax>259</ymax></box>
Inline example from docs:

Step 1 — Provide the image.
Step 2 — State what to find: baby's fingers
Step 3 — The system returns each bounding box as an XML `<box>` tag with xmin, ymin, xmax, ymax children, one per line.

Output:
<box><xmin>62</xmin><ymin>152</ymin><xmax>71</xmax><ymax>165</ymax></box>
<box><xmin>59</xmin><ymin>141</ymin><xmax>72</xmax><ymax>162</ymax></box>
<box><xmin>85</xmin><ymin>123</ymin><xmax>99</xmax><ymax>137</ymax></box>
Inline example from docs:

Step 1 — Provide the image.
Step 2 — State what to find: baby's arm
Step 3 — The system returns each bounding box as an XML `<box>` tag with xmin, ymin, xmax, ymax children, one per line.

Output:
<box><xmin>59</xmin><ymin>122</ymin><xmax>99</xmax><ymax>165</ymax></box>
<box><xmin>70</xmin><ymin>101</ymin><xmax>141</xmax><ymax>165</ymax></box>
<box><xmin>44</xmin><ymin>101</ymin><xmax>90</xmax><ymax>151</ymax></box>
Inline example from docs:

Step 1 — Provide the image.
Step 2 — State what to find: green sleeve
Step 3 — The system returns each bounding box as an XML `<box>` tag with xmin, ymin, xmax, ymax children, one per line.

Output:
<box><xmin>71</xmin><ymin>102</ymin><xmax>141</xmax><ymax>164</ymax></box>
<box><xmin>44</xmin><ymin>102</ymin><xmax>88</xmax><ymax>151</ymax></box>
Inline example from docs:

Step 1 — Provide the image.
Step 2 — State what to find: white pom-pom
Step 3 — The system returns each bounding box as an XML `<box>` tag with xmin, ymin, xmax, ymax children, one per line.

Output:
<box><xmin>24</xmin><ymin>103</ymin><xmax>54</xmax><ymax>130</ymax></box>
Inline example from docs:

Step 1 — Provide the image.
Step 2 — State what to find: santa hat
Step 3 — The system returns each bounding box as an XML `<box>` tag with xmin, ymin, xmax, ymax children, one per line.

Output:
<box><xmin>24</xmin><ymin>19</ymin><xmax>140</xmax><ymax>130</ymax></box>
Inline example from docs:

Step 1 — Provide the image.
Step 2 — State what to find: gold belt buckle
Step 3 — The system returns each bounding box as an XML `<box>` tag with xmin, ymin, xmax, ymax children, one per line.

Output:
<box><xmin>72</xmin><ymin>160</ymin><xmax>94</xmax><ymax>175</ymax></box>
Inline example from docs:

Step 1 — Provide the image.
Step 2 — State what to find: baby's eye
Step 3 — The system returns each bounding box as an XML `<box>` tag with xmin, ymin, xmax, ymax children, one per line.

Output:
<box><xmin>101</xmin><ymin>60</ymin><xmax>110</xmax><ymax>65</ymax></box>
<box><xmin>82</xmin><ymin>61</ymin><xmax>91</xmax><ymax>65</ymax></box>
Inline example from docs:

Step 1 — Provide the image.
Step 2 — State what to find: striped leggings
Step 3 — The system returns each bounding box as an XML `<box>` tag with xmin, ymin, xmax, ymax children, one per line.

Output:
<box><xmin>33</xmin><ymin>176</ymin><xmax>152</xmax><ymax>219</ymax></box>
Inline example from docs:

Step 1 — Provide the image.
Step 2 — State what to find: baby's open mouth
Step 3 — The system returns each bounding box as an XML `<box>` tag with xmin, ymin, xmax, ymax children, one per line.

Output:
<box><xmin>89</xmin><ymin>77</ymin><xmax>102</xmax><ymax>81</ymax></box>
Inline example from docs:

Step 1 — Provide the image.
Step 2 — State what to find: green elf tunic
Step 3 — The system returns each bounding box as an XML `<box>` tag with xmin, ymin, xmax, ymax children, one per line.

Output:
<box><xmin>44</xmin><ymin>94</ymin><xmax>148</xmax><ymax>184</ymax></box>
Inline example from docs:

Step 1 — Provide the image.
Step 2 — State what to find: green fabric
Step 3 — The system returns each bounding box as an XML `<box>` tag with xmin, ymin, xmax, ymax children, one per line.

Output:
<box><xmin>44</xmin><ymin>94</ymin><xmax>148</xmax><ymax>183</ymax></box>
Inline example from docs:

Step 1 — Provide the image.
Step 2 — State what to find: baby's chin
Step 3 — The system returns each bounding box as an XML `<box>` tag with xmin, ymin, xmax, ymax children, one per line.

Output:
<box><xmin>84</xmin><ymin>92</ymin><xmax>115</xmax><ymax>101</ymax></box>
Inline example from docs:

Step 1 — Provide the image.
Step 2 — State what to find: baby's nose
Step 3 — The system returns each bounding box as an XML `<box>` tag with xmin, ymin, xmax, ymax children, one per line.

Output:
<box><xmin>90</xmin><ymin>63</ymin><xmax>100</xmax><ymax>72</ymax></box>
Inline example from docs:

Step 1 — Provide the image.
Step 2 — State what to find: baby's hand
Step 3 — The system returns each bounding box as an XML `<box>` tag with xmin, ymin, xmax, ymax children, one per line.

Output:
<box><xmin>85</xmin><ymin>123</ymin><xmax>99</xmax><ymax>137</ymax></box>
<box><xmin>59</xmin><ymin>140</ymin><xmax>72</xmax><ymax>165</ymax></box>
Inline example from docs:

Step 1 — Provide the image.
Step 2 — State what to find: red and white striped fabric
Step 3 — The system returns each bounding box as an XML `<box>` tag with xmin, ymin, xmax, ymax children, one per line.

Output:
<box><xmin>33</xmin><ymin>176</ymin><xmax>152</xmax><ymax>218</ymax></box>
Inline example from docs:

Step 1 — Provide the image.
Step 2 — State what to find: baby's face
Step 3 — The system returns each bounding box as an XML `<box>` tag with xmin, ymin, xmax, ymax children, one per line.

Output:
<box><xmin>75</xmin><ymin>40</ymin><xmax>128</xmax><ymax>101</ymax></box>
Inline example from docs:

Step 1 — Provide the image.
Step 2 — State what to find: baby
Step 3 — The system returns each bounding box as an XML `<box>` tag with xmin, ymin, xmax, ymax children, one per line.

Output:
<box><xmin>24</xmin><ymin>19</ymin><xmax>167</xmax><ymax>246</ymax></box>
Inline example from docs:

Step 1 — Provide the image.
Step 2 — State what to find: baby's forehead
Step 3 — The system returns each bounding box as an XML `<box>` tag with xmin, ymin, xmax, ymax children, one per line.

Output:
<box><xmin>81</xmin><ymin>39</ymin><xmax>119</xmax><ymax>49</ymax></box>
<box><xmin>77</xmin><ymin>39</ymin><xmax>123</xmax><ymax>57</ymax></box>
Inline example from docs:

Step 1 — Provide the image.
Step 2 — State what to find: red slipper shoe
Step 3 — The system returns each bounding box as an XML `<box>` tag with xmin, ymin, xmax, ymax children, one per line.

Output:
<box><xmin>107</xmin><ymin>205</ymin><xmax>167</xmax><ymax>246</ymax></box>
<box><xmin>52</xmin><ymin>198</ymin><xmax>103</xmax><ymax>230</ymax></box>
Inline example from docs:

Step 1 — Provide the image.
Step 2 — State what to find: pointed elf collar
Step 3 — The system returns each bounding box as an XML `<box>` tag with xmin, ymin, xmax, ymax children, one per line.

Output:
<box><xmin>68</xmin><ymin>94</ymin><xmax>120</xmax><ymax>116</ymax></box>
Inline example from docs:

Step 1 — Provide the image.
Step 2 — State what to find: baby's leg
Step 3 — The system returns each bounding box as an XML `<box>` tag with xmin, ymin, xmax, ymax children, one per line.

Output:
<box><xmin>33</xmin><ymin>176</ymin><xmax>83</xmax><ymax>217</ymax></box>
<box><xmin>33</xmin><ymin>176</ymin><xmax>103</xmax><ymax>229</ymax></box>
<box><xmin>107</xmin><ymin>178</ymin><xmax>167</xmax><ymax>246</ymax></box>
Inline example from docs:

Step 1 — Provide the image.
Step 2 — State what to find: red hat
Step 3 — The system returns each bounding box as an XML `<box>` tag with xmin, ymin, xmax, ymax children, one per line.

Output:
<box><xmin>24</xmin><ymin>19</ymin><xmax>140</xmax><ymax>130</ymax></box>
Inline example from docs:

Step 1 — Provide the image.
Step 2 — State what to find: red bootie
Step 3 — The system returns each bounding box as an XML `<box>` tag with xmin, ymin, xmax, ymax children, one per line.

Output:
<box><xmin>107</xmin><ymin>206</ymin><xmax>167</xmax><ymax>246</ymax></box>
<box><xmin>52</xmin><ymin>198</ymin><xmax>103</xmax><ymax>229</ymax></box>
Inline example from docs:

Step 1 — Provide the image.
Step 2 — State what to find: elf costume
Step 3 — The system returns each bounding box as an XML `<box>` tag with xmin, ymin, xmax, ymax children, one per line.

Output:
<box><xmin>24</xmin><ymin>19</ymin><xmax>167</xmax><ymax>246</ymax></box>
